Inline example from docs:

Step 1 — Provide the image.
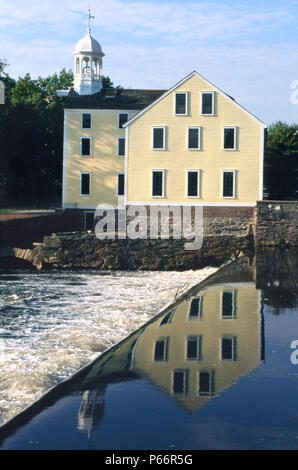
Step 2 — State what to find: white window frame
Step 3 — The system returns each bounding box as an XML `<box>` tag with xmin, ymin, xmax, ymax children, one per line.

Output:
<box><xmin>221</xmin><ymin>336</ymin><xmax>237</xmax><ymax>361</ymax></box>
<box><xmin>172</xmin><ymin>369</ymin><xmax>188</xmax><ymax>395</ymax></box>
<box><xmin>222</xmin><ymin>169</ymin><xmax>236</xmax><ymax>199</ymax></box>
<box><xmin>118</xmin><ymin>112</ymin><xmax>129</xmax><ymax>129</ymax></box>
<box><xmin>117</xmin><ymin>137</ymin><xmax>125</xmax><ymax>157</ymax></box>
<box><xmin>80</xmin><ymin>172</ymin><xmax>91</xmax><ymax>196</ymax></box>
<box><xmin>80</xmin><ymin>136</ymin><xmax>92</xmax><ymax>157</ymax></box>
<box><xmin>174</xmin><ymin>91</ymin><xmax>188</xmax><ymax>115</ymax></box>
<box><xmin>152</xmin><ymin>126</ymin><xmax>166</xmax><ymax>150</ymax></box>
<box><xmin>81</xmin><ymin>112</ymin><xmax>92</xmax><ymax>129</ymax></box>
<box><xmin>151</xmin><ymin>169</ymin><xmax>165</xmax><ymax>198</ymax></box>
<box><xmin>186</xmin><ymin>336</ymin><xmax>201</xmax><ymax>361</ymax></box>
<box><xmin>187</xmin><ymin>126</ymin><xmax>201</xmax><ymax>150</ymax></box>
<box><xmin>223</xmin><ymin>126</ymin><xmax>237</xmax><ymax>150</ymax></box>
<box><xmin>188</xmin><ymin>296</ymin><xmax>203</xmax><ymax>320</ymax></box>
<box><xmin>117</xmin><ymin>172</ymin><xmax>125</xmax><ymax>196</ymax></box>
<box><xmin>201</xmin><ymin>91</ymin><xmax>215</xmax><ymax>116</ymax></box>
<box><xmin>186</xmin><ymin>169</ymin><xmax>201</xmax><ymax>198</ymax></box>
<box><xmin>221</xmin><ymin>290</ymin><xmax>237</xmax><ymax>319</ymax></box>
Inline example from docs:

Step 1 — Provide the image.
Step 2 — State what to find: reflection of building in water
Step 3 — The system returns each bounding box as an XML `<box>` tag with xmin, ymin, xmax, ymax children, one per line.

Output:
<box><xmin>77</xmin><ymin>386</ymin><xmax>106</xmax><ymax>437</ymax></box>
<box><xmin>133</xmin><ymin>283</ymin><xmax>263</xmax><ymax>411</ymax></box>
<box><xmin>77</xmin><ymin>280</ymin><xmax>264</xmax><ymax>434</ymax></box>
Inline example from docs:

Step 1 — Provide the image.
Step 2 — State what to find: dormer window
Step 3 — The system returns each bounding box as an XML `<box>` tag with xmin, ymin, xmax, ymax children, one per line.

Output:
<box><xmin>175</xmin><ymin>92</ymin><xmax>188</xmax><ymax>115</ymax></box>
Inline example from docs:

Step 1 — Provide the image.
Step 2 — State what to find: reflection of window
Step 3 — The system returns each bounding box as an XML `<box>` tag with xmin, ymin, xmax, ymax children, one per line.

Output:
<box><xmin>221</xmin><ymin>291</ymin><xmax>236</xmax><ymax>319</ymax></box>
<box><xmin>154</xmin><ymin>338</ymin><xmax>168</xmax><ymax>361</ymax></box>
<box><xmin>82</xmin><ymin>113</ymin><xmax>91</xmax><ymax>129</ymax></box>
<box><xmin>80</xmin><ymin>172</ymin><xmax>91</xmax><ymax>196</ymax></box>
<box><xmin>118</xmin><ymin>137</ymin><xmax>125</xmax><ymax>156</ymax></box>
<box><xmin>221</xmin><ymin>337</ymin><xmax>237</xmax><ymax>361</ymax></box>
<box><xmin>117</xmin><ymin>173</ymin><xmax>124</xmax><ymax>196</ymax></box>
<box><xmin>160</xmin><ymin>309</ymin><xmax>175</xmax><ymax>326</ymax></box>
<box><xmin>81</xmin><ymin>137</ymin><xmax>91</xmax><ymax>156</ymax></box>
<box><xmin>198</xmin><ymin>371</ymin><xmax>214</xmax><ymax>396</ymax></box>
<box><xmin>188</xmin><ymin>297</ymin><xmax>202</xmax><ymax>320</ymax></box>
<box><xmin>186</xmin><ymin>336</ymin><xmax>201</xmax><ymax>361</ymax></box>
<box><xmin>172</xmin><ymin>370</ymin><xmax>188</xmax><ymax>394</ymax></box>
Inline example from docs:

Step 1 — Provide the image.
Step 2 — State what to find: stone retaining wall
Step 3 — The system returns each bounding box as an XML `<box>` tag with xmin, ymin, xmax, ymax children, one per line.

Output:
<box><xmin>255</xmin><ymin>201</ymin><xmax>297</xmax><ymax>246</ymax></box>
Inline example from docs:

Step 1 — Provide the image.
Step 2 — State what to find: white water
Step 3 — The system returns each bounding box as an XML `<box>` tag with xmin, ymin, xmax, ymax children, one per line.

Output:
<box><xmin>0</xmin><ymin>268</ymin><xmax>216</xmax><ymax>426</ymax></box>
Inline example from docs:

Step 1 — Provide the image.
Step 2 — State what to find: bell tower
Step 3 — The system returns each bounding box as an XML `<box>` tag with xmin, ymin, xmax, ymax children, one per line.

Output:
<box><xmin>73</xmin><ymin>9</ymin><xmax>105</xmax><ymax>96</ymax></box>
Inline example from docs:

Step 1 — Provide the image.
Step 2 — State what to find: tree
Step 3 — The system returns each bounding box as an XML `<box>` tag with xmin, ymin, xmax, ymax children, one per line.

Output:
<box><xmin>264</xmin><ymin>122</ymin><xmax>298</xmax><ymax>200</ymax></box>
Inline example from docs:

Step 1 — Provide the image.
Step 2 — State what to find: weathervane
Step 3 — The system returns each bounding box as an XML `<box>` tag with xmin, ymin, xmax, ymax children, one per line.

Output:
<box><xmin>87</xmin><ymin>4</ymin><xmax>94</xmax><ymax>32</ymax></box>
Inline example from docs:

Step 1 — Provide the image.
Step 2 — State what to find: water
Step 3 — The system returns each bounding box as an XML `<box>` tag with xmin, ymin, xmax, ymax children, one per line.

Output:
<box><xmin>0</xmin><ymin>267</ymin><xmax>216</xmax><ymax>427</ymax></box>
<box><xmin>0</xmin><ymin>250</ymin><xmax>297</xmax><ymax>450</ymax></box>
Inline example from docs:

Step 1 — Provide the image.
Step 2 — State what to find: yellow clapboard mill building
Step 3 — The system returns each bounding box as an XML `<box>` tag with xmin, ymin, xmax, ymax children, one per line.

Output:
<box><xmin>60</xmin><ymin>26</ymin><xmax>267</xmax><ymax>224</ymax></box>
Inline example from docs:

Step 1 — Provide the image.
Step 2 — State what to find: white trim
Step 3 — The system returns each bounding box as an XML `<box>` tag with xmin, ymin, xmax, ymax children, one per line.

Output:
<box><xmin>81</xmin><ymin>112</ymin><xmax>92</xmax><ymax>129</ymax></box>
<box><xmin>123</xmin><ymin>70</ymin><xmax>267</xmax><ymax>129</ymax></box>
<box><xmin>80</xmin><ymin>172</ymin><xmax>91</xmax><ymax>196</ymax></box>
<box><xmin>62</xmin><ymin>110</ymin><xmax>67</xmax><ymax>210</ymax></box>
<box><xmin>174</xmin><ymin>91</ymin><xmax>188</xmax><ymax>115</ymax></box>
<box><xmin>124</xmin><ymin>126</ymin><xmax>129</xmax><ymax>205</ymax></box>
<box><xmin>187</xmin><ymin>127</ymin><xmax>201</xmax><ymax>150</ymax></box>
<box><xmin>126</xmin><ymin>201</ymin><xmax>256</xmax><ymax>207</ymax></box>
<box><xmin>117</xmin><ymin>172</ymin><xmax>125</xmax><ymax>196</ymax></box>
<box><xmin>259</xmin><ymin>127</ymin><xmax>265</xmax><ymax>201</ymax></box>
<box><xmin>151</xmin><ymin>169</ymin><xmax>165</xmax><ymax>198</ymax></box>
<box><xmin>152</xmin><ymin>126</ymin><xmax>166</xmax><ymax>150</ymax></box>
<box><xmin>117</xmin><ymin>136</ymin><xmax>125</xmax><ymax>157</ymax></box>
<box><xmin>118</xmin><ymin>112</ymin><xmax>129</xmax><ymax>129</ymax></box>
<box><xmin>222</xmin><ymin>169</ymin><xmax>236</xmax><ymax>199</ymax></box>
<box><xmin>80</xmin><ymin>136</ymin><xmax>92</xmax><ymax>157</ymax></box>
<box><xmin>201</xmin><ymin>91</ymin><xmax>215</xmax><ymax>116</ymax></box>
<box><xmin>186</xmin><ymin>169</ymin><xmax>201</xmax><ymax>198</ymax></box>
<box><xmin>223</xmin><ymin>126</ymin><xmax>237</xmax><ymax>151</ymax></box>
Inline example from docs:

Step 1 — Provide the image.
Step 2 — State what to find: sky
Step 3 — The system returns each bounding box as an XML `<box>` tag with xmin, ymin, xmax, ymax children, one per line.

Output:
<box><xmin>1</xmin><ymin>0</ymin><xmax>298</xmax><ymax>124</ymax></box>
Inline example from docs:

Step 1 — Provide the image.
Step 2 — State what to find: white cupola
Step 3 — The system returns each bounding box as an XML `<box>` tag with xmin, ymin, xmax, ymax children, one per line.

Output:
<box><xmin>73</xmin><ymin>24</ymin><xmax>105</xmax><ymax>96</ymax></box>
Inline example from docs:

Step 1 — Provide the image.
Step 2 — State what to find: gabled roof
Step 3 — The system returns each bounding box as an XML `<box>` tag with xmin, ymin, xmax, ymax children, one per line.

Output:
<box><xmin>64</xmin><ymin>87</ymin><xmax>167</xmax><ymax>110</ymax></box>
<box><xmin>123</xmin><ymin>71</ymin><xmax>267</xmax><ymax>128</ymax></box>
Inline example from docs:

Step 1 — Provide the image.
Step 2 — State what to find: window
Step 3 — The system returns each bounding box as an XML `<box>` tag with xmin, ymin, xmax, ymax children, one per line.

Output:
<box><xmin>152</xmin><ymin>127</ymin><xmax>165</xmax><ymax>150</ymax></box>
<box><xmin>222</xmin><ymin>170</ymin><xmax>236</xmax><ymax>198</ymax></box>
<box><xmin>152</xmin><ymin>170</ymin><xmax>165</xmax><ymax>197</ymax></box>
<box><xmin>186</xmin><ymin>336</ymin><xmax>201</xmax><ymax>361</ymax></box>
<box><xmin>154</xmin><ymin>338</ymin><xmax>168</xmax><ymax>361</ymax></box>
<box><xmin>201</xmin><ymin>92</ymin><xmax>214</xmax><ymax>115</ymax></box>
<box><xmin>188</xmin><ymin>297</ymin><xmax>202</xmax><ymax>320</ymax></box>
<box><xmin>160</xmin><ymin>309</ymin><xmax>175</xmax><ymax>326</ymax></box>
<box><xmin>223</xmin><ymin>127</ymin><xmax>237</xmax><ymax>150</ymax></box>
<box><xmin>175</xmin><ymin>92</ymin><xmax>188</xmax><ymax>115</ymax></box>
<box><xmin>119</xmin><ymin>113</ymin><xmax>129</xmax><ymax>129</ymax></box>
<box><xmin>187</xmin><ymin>127</ymin><xmax>200</xmax><ymax>150</ymax></box>
<box><xmin>221</xmin><ymin>291</ymin><xmax>236</xmax><ymax>319</ymax></box>
<box><xmin>82</xmin><ymin>113</ymin><xmax>91</xmax><ymax>129</ymax></box>
<box><xmin>118</xmin><ymin>137</ymin><xmax>125</xmax><ymax>156</ymax></box>
<box><xmin>81</xmin><ymin>137</ymin><xmax>91</xmax><ymax>156</ymax></box>
<box><xmin>80</xmin><ymin>173</ymin><xmax>91</xmax><ymax>196</ymax></box>
<box><xmin>221</xmin><ymin>337</ymin><xmax>237</xmax><ymax>361</ymax></box>
<box><xmin>187</xmin><ymin>170</ymin><xmax>200</xmax><ymax>198</ymax></box>
<box><xmin>198</xmin><ymin>371</ymin><xmax>214</xmax><ymax>396</ymax></box>
<box><xmin>172</xmin><ymin>370</ymin><xmax>188</xmax><ymax>394</ymax></box>
<box><xmin>117</xmin><ymin>173</ymin><xmax>124</xmax><ymax>196</ymax></box>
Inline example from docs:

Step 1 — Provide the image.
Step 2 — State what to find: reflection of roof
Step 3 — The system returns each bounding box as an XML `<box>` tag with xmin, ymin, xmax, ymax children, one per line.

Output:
<box><xmin>64</xmin><ymin>87</ymin><xmax>167</xmax><ymax>110</ymax></box>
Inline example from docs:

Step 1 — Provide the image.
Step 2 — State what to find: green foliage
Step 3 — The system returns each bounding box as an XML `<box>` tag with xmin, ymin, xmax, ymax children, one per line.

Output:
<box><xmin>264</xmin><ymin>122</ymin><xmax>298</xmax><ymax>200</ymax></box>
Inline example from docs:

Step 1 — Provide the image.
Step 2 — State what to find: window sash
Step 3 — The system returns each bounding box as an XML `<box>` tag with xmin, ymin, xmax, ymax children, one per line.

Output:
<box><xmin>81</xmin><ymin>173</ymin><xmax>91</xmax><ymax>195</ymax></box>
<box><xmin>222</xmin><ymin>171</ymin><xmax>235</xmax><ymax>198</ymax></box>
<box><xmin>117</xmin><ymin>173</ymin><xmax>124</xmax><ymax>196</ymax></box>
<box><xmin>81</xmin><ymin>137</ymin><xmax>91</xmax><ymax>156</ymax></box>
<box><xmin>201</xmin><ymin>92</ymin><xmax>214</xmax><ymax>115</ymax></box>
<box><xmin>119</xmin><ymin>113</ymin><xmax>129</xmax><ymax>129</ymax></box>
<box><xmin>175</xmin><ymin>92</ymin><xmax>187</xmax><ymax>115</ymax></box>
<box><xmin>152</xmin><ymin>170</ymin><xmax>164</xmax><ymax>197</ymax></box>
<box><xmin>223</xmin><ymin>127</ymin><xmax>236</xmax><ymax>149</ymax></box>
<box><xmin>188</xmin><ymin>127</ymin><xmax>200</xmax><ymax>149</ymax></box>
<box><xmin>187</xmin><ymin>171</ymin><xmax>199</xmax><ymax>197</ymax></box>
<box><xmin>82</xmin><ymin>113</ymin><xmax>91</xmax><ymax>129</ymax></box>
<box><xmin>118</xmin><ymin>137</ymin><xmax>125</xmax><ymax>156</ymax></box>
<box><xmin>153</xmin><ymin>127</ymin><xmax>165</xmax><ymax>149</ymax></box>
